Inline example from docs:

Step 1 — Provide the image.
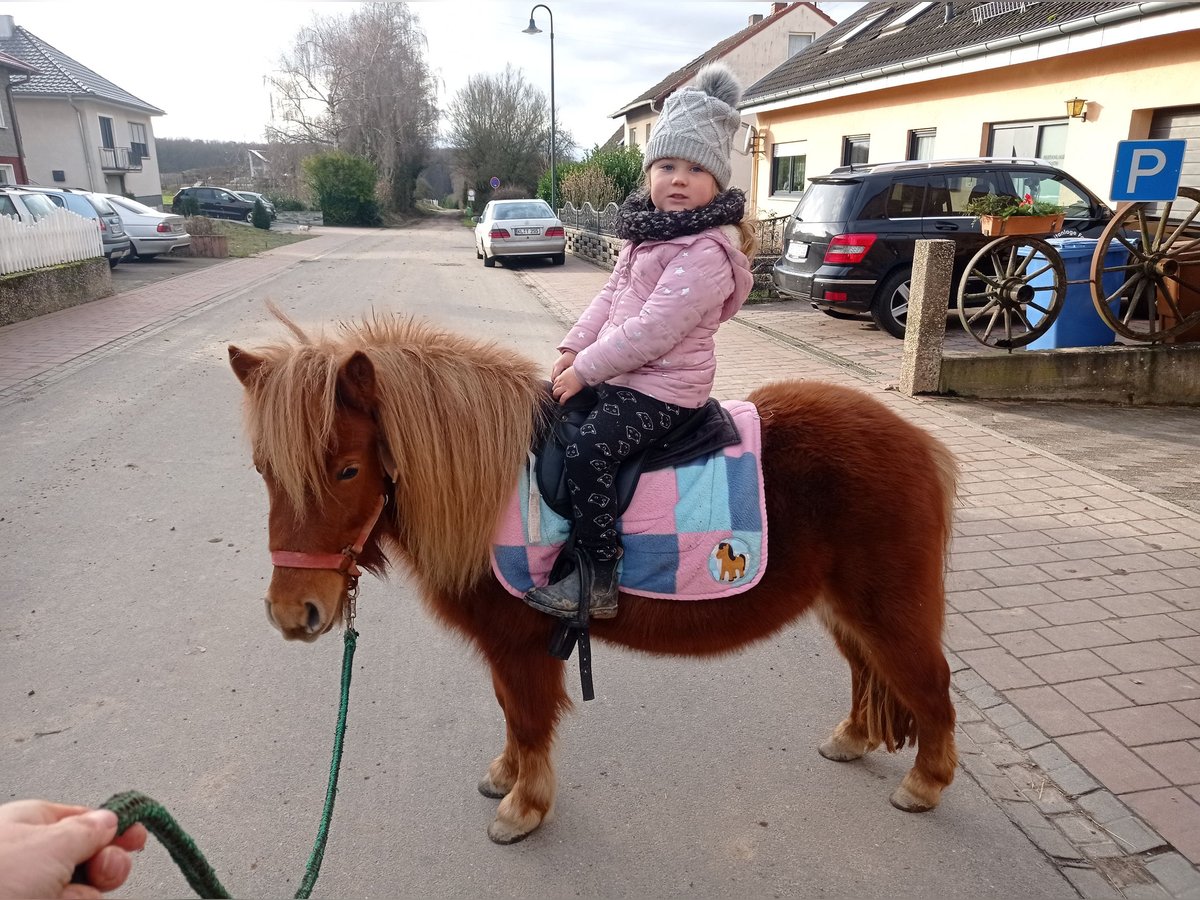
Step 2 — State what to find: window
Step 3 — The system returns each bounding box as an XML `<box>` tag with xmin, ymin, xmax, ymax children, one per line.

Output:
<box><xmin>0</xmin><ymin>100</ymin><xmax>5</xmax><ymax>128</ymax></box>
<box><xmin>825</xmin><ymin>12</ymin><xmax>886</xmax><ymax>51</ymax></box>
<box><xmin>628</xmin><ymin>127</ymin><xmax>637</xmax><ymax>147</ymax></box>
<box><xmin>0</xmin><ymin>195</ymin><xmax>16</xmax><ymax>218</ymax></box>
<box><xmin>879</xmin><ymin>1</ymin><xmax>935</xmax><ymax>35</ymax></box>
<box><xmin>987</xmin><ymin>119</ymin><xmax>1068</xmax><ymax>167</ymax></box>
<box><xmin>1004</xmin><ymin>170</ymin><xmax>1096</xmax><ymax>217</ymax></box>
<box><xmin>98</xmin><ymin>116</ymin><xmax>115</xmax><ymax>149</ymax></box>
<box><xmin>842</xmin><ymin>134</ymin><xmax>869</xmax><ymax>167</ymax></box>
<box><xmin>907</xmin><ymin>128</ymin><xmax>936</xmax><ymax>161</ymax></box>
<box><xmin>770</xmin><ymin>140</ymin><xmax>806</xmax><ymax>196</ymax></box>
<box><xmin>788</xmin><ymin>33</ymin><xmax>814</xmax><ymax>57</ymax></box>
<box><xmin>129</xmin><ymin>122</ymin><xmax>149</xmax><ymax>160</ymax></box>
<box><xmin>0</xmin><ymin>164</ymin><xmax>13</xmax><ymax>185</ymax></box>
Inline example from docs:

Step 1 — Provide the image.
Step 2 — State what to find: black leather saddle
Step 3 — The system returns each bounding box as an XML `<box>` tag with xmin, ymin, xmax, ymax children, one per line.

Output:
<box><xmin>532</xmin><ymin>383</ymin><xmax>741</xmax><ymax>521</ymax></box>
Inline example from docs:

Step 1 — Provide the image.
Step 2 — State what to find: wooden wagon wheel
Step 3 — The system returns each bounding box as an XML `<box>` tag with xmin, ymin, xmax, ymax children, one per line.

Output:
<box><xmin>956</xmin><ymin>236</ymin><xmax>1067</xmax><ymax>350</ymax></box>
<box><xmin>1090</xmin><ymin>186</ymin><xmax>1200</xmax><ymax>342</ymax></box>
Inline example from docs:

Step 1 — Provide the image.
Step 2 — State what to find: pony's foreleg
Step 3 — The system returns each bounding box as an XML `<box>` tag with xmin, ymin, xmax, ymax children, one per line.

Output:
<box><xmin>479</xmin><ymin>672</ymin><xmax>519</xmax><ymax>799</ymax></box>
<box><xmin>482</xmin><ymin>650</ymin><xmax>569</xmax><ymax>844</ymax></box>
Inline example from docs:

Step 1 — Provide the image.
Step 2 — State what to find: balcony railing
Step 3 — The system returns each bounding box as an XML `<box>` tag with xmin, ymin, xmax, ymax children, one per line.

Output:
<box><xmin>98</xmin><ymin>146</ymin><xmax>143</xmax><ymax>172</ymax></box>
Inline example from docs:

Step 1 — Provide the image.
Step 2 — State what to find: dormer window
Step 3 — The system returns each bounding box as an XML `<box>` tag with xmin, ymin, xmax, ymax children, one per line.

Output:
<box><xmin>824</xmin><ymin>11</ymin><xmax>887</xmax><ymax>53</ymax></box>
<box><xmin>878</xmin><ymin>2</ymin><xmax>935</xmax><ymax>36</ymax></box>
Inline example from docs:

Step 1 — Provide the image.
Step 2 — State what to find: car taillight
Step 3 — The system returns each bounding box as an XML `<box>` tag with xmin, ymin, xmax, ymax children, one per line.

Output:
<box><xmin>824</xmin><ymin>291</ymin><xmax>849</xmax><ymax>302</ymax></box>
<box><xmin>97</xmin><ymin>219</ymin><xmax>107</xmax><ymax>232</ymax></box>
<box><xmin>489</xmin><ymin>228</ymin><xmax>511</xmax><ymax>239</ymax></box>
<box><xmin>544</xmin><ymin>226</ymin><xmax>564</xmax><ymax>237</ymax></box>
<box><xmin>823</xmin><ymin>233</ymin><xmax>876</xmax><ymax>265</ymax></box>
<box><xmin>157</xmin><ymin>222</ymin><xmax>172</xmax><ymax>233</ymax></box>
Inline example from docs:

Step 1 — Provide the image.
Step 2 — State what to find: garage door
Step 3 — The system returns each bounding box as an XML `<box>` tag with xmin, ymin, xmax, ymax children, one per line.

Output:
<box><xmin>1149</xmin><ymin>105</ymin><xmax>1200</xmax><ymax>188</ymax></box>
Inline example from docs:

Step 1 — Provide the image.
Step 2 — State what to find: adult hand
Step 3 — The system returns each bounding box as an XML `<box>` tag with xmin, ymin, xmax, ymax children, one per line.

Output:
<box><xmin>550</xmin><ymin>351</ymin><xmax>577</xmax><ymax>380</ymax></box>
<box><xmin>0</xmin><ymin>800</ymin><xmax>147</xmax><ymax>899</ymax></box>
<box><xmin>552</xmin><ymin>366</ymin><xmax>585</xmax><ymax>405</ymax></box>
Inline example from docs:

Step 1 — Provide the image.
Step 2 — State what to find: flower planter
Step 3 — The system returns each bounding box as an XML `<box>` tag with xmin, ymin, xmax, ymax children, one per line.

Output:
<box><xmin>187</xmin><ymin>234</ymin><xmax>229</xmax><ymax>258</ymax></box>
<box><xmin>979</xmin><ymin>214</ymin><xmax>1065</xmax><ymax>238</ymax></box>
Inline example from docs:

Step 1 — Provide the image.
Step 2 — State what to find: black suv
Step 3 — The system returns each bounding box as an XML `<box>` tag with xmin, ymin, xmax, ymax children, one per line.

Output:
<box><xmin>171</xmin><ymin>186</ymin><xmax>255</xmax><ymax>221</ymax></box>
<box><xmin>771</xmin><ymin>158</ymin><xmax>1113</xmax><ymax>337</ymax></box>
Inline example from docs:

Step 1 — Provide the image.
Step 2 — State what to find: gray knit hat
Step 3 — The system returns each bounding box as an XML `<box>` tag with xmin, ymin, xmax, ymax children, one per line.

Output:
<box><xmin>643</xmin><ymin>63</ymin><xmax>743</xmax><ymax>191</ymax></box>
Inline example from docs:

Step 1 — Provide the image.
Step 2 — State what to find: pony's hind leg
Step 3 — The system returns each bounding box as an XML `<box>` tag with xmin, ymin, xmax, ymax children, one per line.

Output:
<box><xmin>818</xmin><ymin>623</ymin><xmax>880</xmax><ymax>762</ymax></box>
<box><xmin>482</xmin><ymin>648</ymin><xmax>570</xmax><ymax>844</ymax></box>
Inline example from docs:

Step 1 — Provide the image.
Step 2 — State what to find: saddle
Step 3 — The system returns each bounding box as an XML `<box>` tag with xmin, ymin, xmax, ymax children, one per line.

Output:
<box><xmin>533</xmin><ymin>383</ymin><xmax>740</xmax><ymax>521</ymax></box>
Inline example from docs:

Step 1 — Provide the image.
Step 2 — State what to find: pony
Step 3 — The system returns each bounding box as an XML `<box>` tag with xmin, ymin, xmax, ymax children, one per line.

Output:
<box><xmin>714</xmin><ymin>541</ymin><xmax>747</xmax><ymax>582</ymax></box>
<box><xmin>228</xmin><ymin>312</ymin><xmax>959</xmax><ymax>845</ymax></box>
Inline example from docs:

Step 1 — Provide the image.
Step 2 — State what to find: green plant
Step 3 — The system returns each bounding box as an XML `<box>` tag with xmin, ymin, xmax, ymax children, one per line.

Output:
<box><xmin>303</xmin><ymin>151</ymin><xmax>381</xmax><ymax>227</ymax></box>
<box><xmin>965</xmin><ymin>191</ymin><xmax>1064</xmax><ymax>218</ymax></box>
<box><xmin>271</xmin><ymin>196</ymin><xmax>307</xmax><ymax>212</ymax></box>
<box><xmin>179</xmin><ymin>195</ymin><xmax>200</xmax><ymax>218</ymax></box>
<box><xmin>251</xmin><ymin>198</ymin><xmax>272</xmax><ymax>230</ymax></box>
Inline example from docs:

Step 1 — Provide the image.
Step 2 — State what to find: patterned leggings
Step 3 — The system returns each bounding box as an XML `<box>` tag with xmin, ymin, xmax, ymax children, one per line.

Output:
<box><xmin>564</xmin><ymin>384</ymin><xmax>695</xmax><ymax>561</ymax></box>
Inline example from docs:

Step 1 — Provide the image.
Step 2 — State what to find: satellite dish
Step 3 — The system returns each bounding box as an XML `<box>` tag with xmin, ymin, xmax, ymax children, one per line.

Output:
<box><xmin>741</xmin><ymin>123</ymin><xmax>756</xmax><ymax>156</ymax></box>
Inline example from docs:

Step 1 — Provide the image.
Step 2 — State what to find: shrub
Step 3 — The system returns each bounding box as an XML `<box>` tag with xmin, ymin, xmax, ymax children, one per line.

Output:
<box><xmin>178</xmin><ymin>195</ymin><xmax>200</xmax><ymax>217</ymax></box>
<box><xmin>184</xmin><ymin>216</ymin><xmax>215</xmax><ymax>236</ymax></box>
<box><xmin>271</xmin><ymin>196</ymin><xmax>306</xmax><ymax>212</ymax></box>
<box><xmin>303</xmin><ymin>151</ymin><xmax>381</xmax><ymax>227</ymax></box>
<box><xmin>251</xmin><ymin>199</ymin><xmax>271</xmax><ymax>230</ymax></box>
<box><xmin>561</xmin><ymin>168</ymin><xmax>619</xmax><ymax>209</ymax></box>
<box><xmin>442</xmin><ymin>193</ymin><xmax>460</xmax><ymax>210</ymax></box>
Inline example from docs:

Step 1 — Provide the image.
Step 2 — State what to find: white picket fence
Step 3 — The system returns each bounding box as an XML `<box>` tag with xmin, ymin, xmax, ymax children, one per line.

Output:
<box><xmin>0</xmin><ymin>207</ymin><xmax>103</xmax><ymax>276</ymax></box>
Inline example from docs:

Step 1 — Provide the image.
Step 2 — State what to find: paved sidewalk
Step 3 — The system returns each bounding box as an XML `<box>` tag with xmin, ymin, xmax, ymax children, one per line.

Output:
<box><xmin>521</xmin><ymin>260</ymin><xmax>1200</xmax><ymax>899</ymax></box>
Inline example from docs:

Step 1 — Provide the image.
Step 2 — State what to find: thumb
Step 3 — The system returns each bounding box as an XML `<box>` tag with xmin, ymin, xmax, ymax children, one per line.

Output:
<box><xmin>49</xmin><ymin>809</ymin><xmax>119</xmax><ymax>866</ymax></box>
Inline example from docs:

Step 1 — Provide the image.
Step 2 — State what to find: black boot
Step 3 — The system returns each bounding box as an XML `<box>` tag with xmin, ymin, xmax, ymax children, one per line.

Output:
<box><xmin>523</xmin><ymin>550</ymin><xmax>621</xmax><ymax>620</ymax></box>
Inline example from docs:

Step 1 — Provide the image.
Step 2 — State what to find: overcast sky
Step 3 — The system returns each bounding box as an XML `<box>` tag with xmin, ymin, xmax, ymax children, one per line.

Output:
<box><xmin>3</xmin><ymin>0</ymin><xmax>857</xmax><ymax>153</ymax></box>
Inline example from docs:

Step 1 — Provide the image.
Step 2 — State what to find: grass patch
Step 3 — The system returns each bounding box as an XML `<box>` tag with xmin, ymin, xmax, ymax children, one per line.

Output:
<box><xmin>206</xmin><ymin>219</ymin><xmax>314</xmax><ymax>258</ymax></box>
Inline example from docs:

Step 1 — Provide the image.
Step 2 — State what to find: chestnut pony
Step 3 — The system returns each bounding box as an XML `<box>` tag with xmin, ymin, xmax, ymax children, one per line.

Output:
<box><xmin>228</xmin><ymin>314</ymin><xmax>959</xmax><ymax>845</ymax></box>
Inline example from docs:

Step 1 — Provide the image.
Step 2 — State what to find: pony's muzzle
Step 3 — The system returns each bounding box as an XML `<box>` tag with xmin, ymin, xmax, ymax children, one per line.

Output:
<box><xmin>265</xmin><ymin>567</ymin><xmax>347</xmax><ymax>641</ymax></box>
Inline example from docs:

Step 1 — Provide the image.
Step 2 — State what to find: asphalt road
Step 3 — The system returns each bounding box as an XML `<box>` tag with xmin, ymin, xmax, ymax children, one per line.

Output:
<box><xmin>0</xmin><ymin>219</ymin><xmax>1078</xmax><ymax>898</ymax></box>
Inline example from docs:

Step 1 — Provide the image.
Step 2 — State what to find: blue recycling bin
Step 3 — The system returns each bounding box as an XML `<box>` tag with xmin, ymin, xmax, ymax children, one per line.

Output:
<box><xmin>1025</xmin><ymin>238</ymin><xmax>1128</xmax><ymax>350</ymax></box>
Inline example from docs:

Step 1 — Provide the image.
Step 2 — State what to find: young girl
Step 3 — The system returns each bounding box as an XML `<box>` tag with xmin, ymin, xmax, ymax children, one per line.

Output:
<box><xmin>524</xmin><ymin>63</ymin><xmax>756</xmax><ymax>621</ymax></box>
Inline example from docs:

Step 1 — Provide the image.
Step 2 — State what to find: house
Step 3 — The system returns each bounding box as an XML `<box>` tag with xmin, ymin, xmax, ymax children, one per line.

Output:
<box><xmin>740</xmin><ymin>1</ymin><xmax>1200</xmax><ymax>217</ymax></box>
<box><xmin>0</xmin><ymin>15</ymin><xmax>166</xmax><ymax>207</ymax></box>
<box><xmin>0</xmin><ymin>48</ymin><xmax>37</xmax><ymax>185</ymax></box>
<box><xmin>609</xmin><ymin>2</ymin><xmax>835</xmax><ymax>193</ymax></box>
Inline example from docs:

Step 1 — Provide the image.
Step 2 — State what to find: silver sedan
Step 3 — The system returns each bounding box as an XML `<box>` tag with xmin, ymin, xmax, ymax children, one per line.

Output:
<box><xmin>473</xmin><ymin>199</ymin><xmax>565</xmax><ymax>267</ymax></box>
<box><xmin>103</xmin><ymin>195</ymin><xmax>192</xmax><ymax>259</ymax></box>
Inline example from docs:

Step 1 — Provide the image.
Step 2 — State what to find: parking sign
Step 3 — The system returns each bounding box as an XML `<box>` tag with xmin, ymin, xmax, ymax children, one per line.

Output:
<box><xmin>1110</xmin><ymin>140</ymin><xmax>1186</xmax><ymax>202</ymax></box>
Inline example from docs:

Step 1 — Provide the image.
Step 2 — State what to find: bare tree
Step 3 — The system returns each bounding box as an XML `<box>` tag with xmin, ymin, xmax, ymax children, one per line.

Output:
<box><xmin>446</xmin><ymin>65</ymin><xmax>574</xmax><ymax>203</ymax></box>
<box><xmin>267</xmin><ymin>3</ymin><xmax>438</xmax><ymax>213</ymax></box>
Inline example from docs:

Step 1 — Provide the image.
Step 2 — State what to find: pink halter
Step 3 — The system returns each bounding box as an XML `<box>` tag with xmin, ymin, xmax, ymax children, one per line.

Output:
<box><xmin>270</xmin><ymin>494</ymin><xmax>387</xmax><ymax>578</ymax></box>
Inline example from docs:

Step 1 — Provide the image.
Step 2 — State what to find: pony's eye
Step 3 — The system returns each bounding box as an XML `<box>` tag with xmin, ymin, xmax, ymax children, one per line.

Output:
<box><xmin>338</xmin><ymin>466</ymin><xmax>359</xmax><ymax>481</ymax></box>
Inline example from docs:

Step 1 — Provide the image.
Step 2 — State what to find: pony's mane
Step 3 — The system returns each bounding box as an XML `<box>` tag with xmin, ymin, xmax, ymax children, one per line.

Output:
<box><xmin>241</xmin><ymin>311</ymin><xmax>545</xmax><ymax>595</ymax></box>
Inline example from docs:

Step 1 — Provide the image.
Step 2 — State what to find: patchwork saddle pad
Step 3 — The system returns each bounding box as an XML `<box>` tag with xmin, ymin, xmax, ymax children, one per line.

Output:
<box><xmin>491</xmin><ymin>400</ymin><xmax>766</xmax><ymax>601</ymax></box>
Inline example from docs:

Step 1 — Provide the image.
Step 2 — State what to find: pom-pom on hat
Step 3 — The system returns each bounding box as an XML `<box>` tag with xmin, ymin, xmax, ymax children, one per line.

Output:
<box><xmin>643</xmin><ymin>63</ymin><xmax>744</xmax><ymax>191</ymax></box>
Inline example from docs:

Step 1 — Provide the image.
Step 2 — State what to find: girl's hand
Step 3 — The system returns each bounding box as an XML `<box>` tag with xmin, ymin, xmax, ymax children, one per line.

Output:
<box><xmin>550</xmin><ymin>351</ymin><xmax>577</xmax><ymax>380</ymax></box>
<box><xmin>551</xmin><ymin>366</ymin><xmax>585</xmax><ymax>405</ymax></box>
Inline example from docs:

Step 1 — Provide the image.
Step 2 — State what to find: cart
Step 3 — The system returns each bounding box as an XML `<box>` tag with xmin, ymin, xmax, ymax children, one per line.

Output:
<box><xmin>955</xmin><ymin>187</ymin><xmax>1200</xmax><ymax>350</ymax></box>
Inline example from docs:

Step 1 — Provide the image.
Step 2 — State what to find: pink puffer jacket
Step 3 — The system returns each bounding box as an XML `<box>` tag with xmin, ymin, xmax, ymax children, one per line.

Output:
<box><xmin>560</xmin><ymin>225</ymin><xmax>753</xmax><ymax>408</ymax></box>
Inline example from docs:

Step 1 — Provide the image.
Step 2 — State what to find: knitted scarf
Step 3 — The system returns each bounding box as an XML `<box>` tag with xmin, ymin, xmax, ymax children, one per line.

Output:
<box><xmin>615</xmin><ymin>188</ymin><xmax>746</xmax><ymax>243</ymax></box>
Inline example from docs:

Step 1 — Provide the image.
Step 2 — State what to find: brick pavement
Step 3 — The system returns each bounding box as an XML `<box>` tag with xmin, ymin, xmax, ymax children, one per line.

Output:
<box><xmin>521</xmin><ymin>260</ymin><xmax>1200</xmax><ymax>898</ymax></box>
<box><xmin>2</xmin><ymin>241</ymin><xmax>1198</xmax><ymax>896</ymax></box>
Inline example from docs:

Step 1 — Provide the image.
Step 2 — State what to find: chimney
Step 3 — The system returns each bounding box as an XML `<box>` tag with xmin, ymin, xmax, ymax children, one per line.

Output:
<box><xmin>0</xmin><ymin>16</ymin><xmax>15</xmax><ymax>39</ymax></box>
<box><xmin>748</xmin><ymin>13</ymin><xmax>764</xmax><ymax>26</ymax></box>
<box><xmin>772</xmin><ymin>2</ymin><xmax>788</xmax><ymax>14</ymax></box>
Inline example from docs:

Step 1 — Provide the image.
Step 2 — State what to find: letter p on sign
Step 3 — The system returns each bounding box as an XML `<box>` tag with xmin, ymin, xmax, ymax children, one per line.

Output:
<box><xmin>1111</xmin><ymin>140</ymin><xmax>1186</xmax><ymax>202</ymax></box>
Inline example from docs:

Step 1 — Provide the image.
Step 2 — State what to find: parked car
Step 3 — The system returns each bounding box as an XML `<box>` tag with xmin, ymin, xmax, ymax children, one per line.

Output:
<box><xmin>0</xmin><ymin>186</ymin><xmax>59</xmax><ymax>223</ymax></box>
<box><xmin>19</xmin><ymin>186</ymin><xmax>132</xmax><ymax>268</ymax></box>
<box><xmin>473</xmin><ymin>199</ymin><xmax>566</xmax><ymax>267</ymax></box>
<box><xmin>771</xmin><ymin>157</ymin><xmax>1114</xmax><ymax>337</ymax></box>
<box><xmin>232</xmin><ymin>191</ymin><xmax>276</xmax><ymax>219</ymax></box>
<box><xmin>171</xmin><ymin>186</ymin><xmax>256</xmax><ymax>222</ymax></box>
<box><xmin>102</xmin><ymin>195</ymin><xmax>191</xmax><ymax>259</ymax></box>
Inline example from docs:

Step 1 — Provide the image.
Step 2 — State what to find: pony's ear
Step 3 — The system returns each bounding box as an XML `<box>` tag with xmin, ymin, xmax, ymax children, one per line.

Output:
<box><xmin>337</xmin><ymin>351</ymin><xmax>377</xmax><ymax>412</ymax></box>
<box><xmin>229</xmin><ymin>345</ymin><xmax>266</xmax><ymax>386</ymax></box>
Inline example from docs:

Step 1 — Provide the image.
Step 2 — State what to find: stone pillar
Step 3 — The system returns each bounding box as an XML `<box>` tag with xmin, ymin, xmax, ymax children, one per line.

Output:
<box><xmin>899</xmin><ymin>239</ymin><xmax>956</xmax><ymax>396</ymax></box>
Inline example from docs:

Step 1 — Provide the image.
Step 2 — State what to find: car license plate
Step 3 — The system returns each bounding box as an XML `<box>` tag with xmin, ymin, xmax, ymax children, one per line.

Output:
<box><xmin>785</xmin><ymin>241</ymin><xmax>809</xmax><ymax>261</ymax></box>
<box><xmin>514</xmin><ymin>227</ymin><xmax>541</xmax><ymax>235</ymax></box>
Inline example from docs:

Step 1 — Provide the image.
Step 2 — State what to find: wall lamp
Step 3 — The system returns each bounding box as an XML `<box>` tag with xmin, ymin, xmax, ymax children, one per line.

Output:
<box><xmin>1066</xmin><ymin>97</ymin><xmax>1088</xmax><ymax>121</ymax></box>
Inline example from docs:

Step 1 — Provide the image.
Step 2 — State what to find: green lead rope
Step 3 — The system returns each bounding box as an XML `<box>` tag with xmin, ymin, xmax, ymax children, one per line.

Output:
<box><xmin>94</xmin><ymin>626</ymin><xmax>359</xmax><ymax>899</ymax></box>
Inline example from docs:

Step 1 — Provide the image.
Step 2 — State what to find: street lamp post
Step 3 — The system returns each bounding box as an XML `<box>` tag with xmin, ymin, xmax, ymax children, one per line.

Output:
<box><xmin>522</xmin><ymin>5</ymin><xmax>556</xmax><ymax>213</ymax></box>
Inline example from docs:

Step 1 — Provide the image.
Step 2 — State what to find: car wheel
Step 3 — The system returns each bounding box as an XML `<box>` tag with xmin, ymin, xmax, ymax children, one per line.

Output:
<box><xmin>552</xmin><ymin>253</ymin><xmax>565</xmax><ymax>266</ymax></box>
<box><xmin>245</xmin><ymin>211</ymin><xmax>254</xmax><ymax>223</ymax></box>
<box><xmin>475</xmin><ymin>240</ymin><xmax>483</xmax><ymax>260</ymax></box>
<box><xmin>870</xmin><ymin>268</ymin><xmax>912</xmax><ymax>339</ymax></box>
<box><xmin>108</xmin><ymin>257</ymin><xmax>118</xmax><ymax>269</ymax></box>
<box><xmin>483</xmin><ymin>251</ymin><xmax>496</xmax><ymax>268</ymax></box>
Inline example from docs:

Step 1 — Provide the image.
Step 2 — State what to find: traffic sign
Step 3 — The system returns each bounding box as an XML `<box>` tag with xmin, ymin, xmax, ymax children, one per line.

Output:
<box><xmin>1110</xmin><ymin>140</ymin><xmax>1186</xmax><ymax>202</ymax></box>
<box><xmin>489</xmin><ymin>176</ymin><xmax>501</xmax><ymax>189</ymax></box>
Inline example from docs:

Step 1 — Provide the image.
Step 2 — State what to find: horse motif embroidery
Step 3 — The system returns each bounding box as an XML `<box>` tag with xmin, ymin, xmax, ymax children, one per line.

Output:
<box><xmin>714</xmin><ymin>541</ymin><xmax>747</xmax><ymax>582</ymax></box>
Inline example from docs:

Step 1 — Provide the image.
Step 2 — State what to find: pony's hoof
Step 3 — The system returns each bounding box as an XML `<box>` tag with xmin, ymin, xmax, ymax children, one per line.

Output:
<box><xmin>487</xmin><ymin>818</ymin><xmax>535</xmax><ymax>844</ymax></box>
<box><xmin>818</xmin><ymin>738</ymin><xmax>865</xmax><ymax>762</ymax></box>
<box><xmin>889</xmin><ymin>783</ymin><xmax>937</xmax><ymax>813</ymax></box>
<box><xmin>478</xmin><ymin>776</ymin><xmax>509</xmax><ymax>799</ymax></box>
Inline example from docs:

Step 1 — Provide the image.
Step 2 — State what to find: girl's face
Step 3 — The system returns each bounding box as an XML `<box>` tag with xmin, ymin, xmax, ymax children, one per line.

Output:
<box><xmin>648</xmin><ymin>158</ymin><xmax>718</xmax><ymax>212</ymax></box>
